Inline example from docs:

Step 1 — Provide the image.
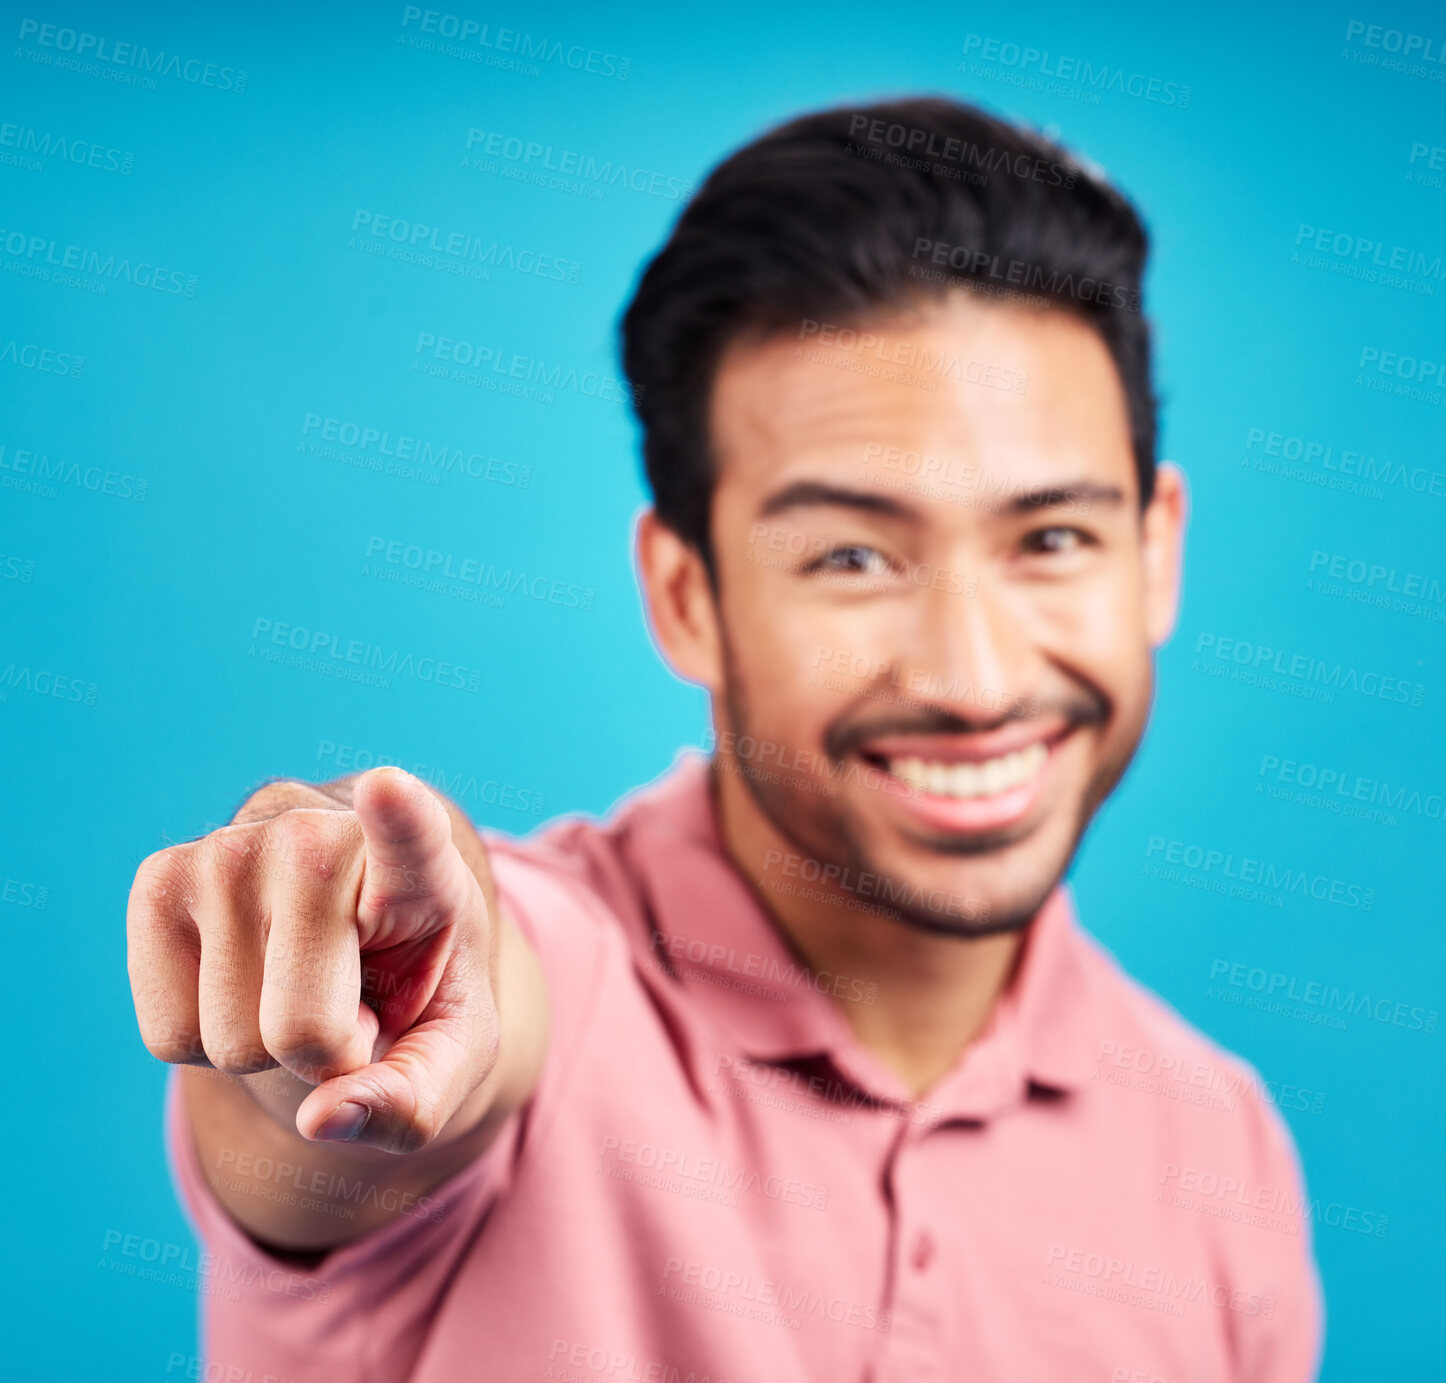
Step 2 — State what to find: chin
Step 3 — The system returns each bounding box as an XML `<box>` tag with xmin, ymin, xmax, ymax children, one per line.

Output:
<box><xmin>850</xmin><ymin>809</ymin><xmax>1081</xmax><ymax>938</ymax></box>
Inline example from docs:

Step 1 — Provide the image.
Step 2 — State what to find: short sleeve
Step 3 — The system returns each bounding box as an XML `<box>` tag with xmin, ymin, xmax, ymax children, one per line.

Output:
<box><xmin>165</xmin><ymin>1070</ymin><xmax>523</xmax><ymax>1381</ymax></box>
<box><xmin>1233</xmin><ymin>1095</ymin><xmax>1327</xmax><ymax>1383</ymax></box>
<box><xmin>483</xmin><ymin>837</ymin><xmax>631</xmax><ymax>1151</ymax></box>
<box><xmin>163</xmin><ymin>838</ymin><xmax>625</xmax><ymax>1382</ymax></box>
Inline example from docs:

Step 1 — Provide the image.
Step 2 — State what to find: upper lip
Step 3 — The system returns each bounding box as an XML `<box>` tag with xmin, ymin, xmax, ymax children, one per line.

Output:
<box><xmin>857</xmin><ymin>723</ymin><xmax>1072</xmax><ymax>764</ymax></box>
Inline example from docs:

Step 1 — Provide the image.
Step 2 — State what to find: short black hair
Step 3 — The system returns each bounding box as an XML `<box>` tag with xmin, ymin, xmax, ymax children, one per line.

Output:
<box><xmin>620</xmin><ymin>95</ymin><xmax>1157</xmax><ymax>578</ymax></box>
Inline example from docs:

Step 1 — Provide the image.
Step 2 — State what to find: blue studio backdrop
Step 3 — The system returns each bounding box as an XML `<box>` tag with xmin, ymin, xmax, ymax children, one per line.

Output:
<box><xmin>3</xmin><ymin>1</ymin><xmax>1443</xmax><ymax>1376</ymax></box>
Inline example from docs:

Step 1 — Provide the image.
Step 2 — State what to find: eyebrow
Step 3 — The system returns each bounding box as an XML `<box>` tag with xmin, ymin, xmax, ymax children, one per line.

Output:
<box><xmin>1003</xmin><ymin>481</ymin><xmax>1127</xmax><ymax>513</ymax></box>
<box><xmin>756</xmin><ymin>477</ymin><xmax>1129</xmax><ymax>521</ymax></box>
<box><xmin>758</xmin><ymin>481</ymin><xmax>918</xmax><ymax>521</ymax></box>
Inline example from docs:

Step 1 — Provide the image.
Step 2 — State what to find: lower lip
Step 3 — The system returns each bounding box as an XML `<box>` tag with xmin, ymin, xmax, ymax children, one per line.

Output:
<box><xmin>873</xmin><ymin>741</ymin><xmax>1062</xmax><ymax>834</ymax></box>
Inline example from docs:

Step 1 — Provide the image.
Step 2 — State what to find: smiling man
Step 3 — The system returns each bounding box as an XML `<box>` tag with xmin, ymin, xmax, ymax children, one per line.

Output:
<box><xmin>129</xmin><ymin>98</ymin><xmax>1324</xmax><ymax>1382</ymax></box>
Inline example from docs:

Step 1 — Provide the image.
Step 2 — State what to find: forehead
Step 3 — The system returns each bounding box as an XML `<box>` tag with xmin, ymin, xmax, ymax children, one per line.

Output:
<box><xmin>708</xmin><ymin>290</ymin><xmax>1136</xmax><ymax>510</ymax></box>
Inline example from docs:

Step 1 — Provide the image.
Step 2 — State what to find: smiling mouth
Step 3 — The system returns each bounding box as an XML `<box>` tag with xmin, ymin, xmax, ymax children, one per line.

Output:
<box><xmin>874</xmin><ymin>741</ymin><xmax>1049</xmax><ymax>799</ymax></box>
<box><xmin>852</xmin><ymin>718</ymin><xmax>1078</xmax><ymax>804</ymax></box>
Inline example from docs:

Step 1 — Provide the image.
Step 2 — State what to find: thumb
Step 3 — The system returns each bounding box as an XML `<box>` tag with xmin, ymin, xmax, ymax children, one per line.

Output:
<box><xmin>350</xmin><ymin>766</ymin><xmax>473</xmax><ymax>943</ymax></box>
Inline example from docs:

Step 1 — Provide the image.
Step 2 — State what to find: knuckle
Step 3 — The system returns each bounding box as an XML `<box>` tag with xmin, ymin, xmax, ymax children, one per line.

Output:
<box><xmin>237</xmin><ymin>779</ymin><xmax>315</xmax><ymax>821</ymax></box>
<box><xmin>203</xmin><ymin>1041</ymin><xmax>275</xmax><ymax>1075</ymax></box>
<box><xmin>265</xmin><ymin>811</ymin><xmax>353</xmax><ymax>890</ymax></box>
<box><xmin>139</xmin><ymin>1021</ymin><xmax>207</xmax><ymax>1066</ymax></box>
<box><xmin>131</xmin><ymin>847</ymin><xmax>185</xmax><ymax>902</ymax></box>
<box><xmin>262</xmin><ymin>1011</ymin><xmax>350</xmax><ymax>1070</ymax></box>
<box><xmin>195</xmin><ymin>830</ymin><xmax>256</xmax><ymax>891</ymax></box>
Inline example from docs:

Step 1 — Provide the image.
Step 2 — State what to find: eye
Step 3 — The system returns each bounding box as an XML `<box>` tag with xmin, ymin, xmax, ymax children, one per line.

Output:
<box><xmin>804</xmin><ymin>544</ymin><xmax>893</xmax><ymax>578</ymax></box>
<box><xmin>1021</xmin><ymin>526</ymin><xmax>1096</xmax><ymax>555</ymax></box>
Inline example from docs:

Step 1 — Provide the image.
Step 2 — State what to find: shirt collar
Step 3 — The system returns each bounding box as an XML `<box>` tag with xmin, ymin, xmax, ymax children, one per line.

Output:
<box><xmin>617</xmin><ymin>750</ymin><xmax>1108</xmax><ymax>1121</ymax></box>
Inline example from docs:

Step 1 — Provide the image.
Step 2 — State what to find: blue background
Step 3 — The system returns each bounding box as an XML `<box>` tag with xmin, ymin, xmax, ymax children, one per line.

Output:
<box><xmin>3</xmin><ymin>1</ymin><xmax>1442</xmax><ymax>1376</ymax></box>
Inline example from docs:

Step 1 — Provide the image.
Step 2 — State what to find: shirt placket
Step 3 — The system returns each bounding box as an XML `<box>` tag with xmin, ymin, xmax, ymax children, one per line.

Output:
<box><xmin>871</xmin><ymin>1113</ymin><xmax>948</xmax><ymax>1383</ymax></box>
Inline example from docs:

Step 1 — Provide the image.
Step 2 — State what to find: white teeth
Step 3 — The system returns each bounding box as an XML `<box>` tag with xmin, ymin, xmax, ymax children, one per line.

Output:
<box><xmin>887</xmin><ymin>742</ymin><xmax>1047</xmax><ymax>799</ymax></box>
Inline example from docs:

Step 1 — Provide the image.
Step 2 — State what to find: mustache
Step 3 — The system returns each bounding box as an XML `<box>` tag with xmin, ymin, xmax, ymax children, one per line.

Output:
<box><xmin>823</xmin><ymin>688</ymin><xmax>1109</xmax><ymax>764</ymax></box>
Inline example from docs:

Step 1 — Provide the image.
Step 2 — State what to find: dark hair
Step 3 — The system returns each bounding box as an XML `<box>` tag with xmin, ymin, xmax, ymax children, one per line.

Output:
<box><xmin>620</xmin><ymin>96</ymin><xmax>1157</xmax><ymax>577</ymax></box>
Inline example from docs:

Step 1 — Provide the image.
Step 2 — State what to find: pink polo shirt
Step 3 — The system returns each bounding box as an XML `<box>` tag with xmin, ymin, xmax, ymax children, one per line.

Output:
<box><xmin>167</xmin><ymin>752</ymin><xmax>1324</xmax><ymax>1382</ymax></box>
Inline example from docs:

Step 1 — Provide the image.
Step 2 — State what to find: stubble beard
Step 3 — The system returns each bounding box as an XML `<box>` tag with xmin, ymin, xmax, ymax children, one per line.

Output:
<box><xmin>717</xmin><ymin>629</ymin><xmax>1143</xmax><ymax>939</ymax></box>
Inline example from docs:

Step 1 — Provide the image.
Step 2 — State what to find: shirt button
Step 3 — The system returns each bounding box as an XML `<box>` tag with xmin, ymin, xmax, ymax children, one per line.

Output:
<box><xmin>910</xmin><ymin>1231</ymin><xmax>936</xmax><ymax>1271</ymax></box>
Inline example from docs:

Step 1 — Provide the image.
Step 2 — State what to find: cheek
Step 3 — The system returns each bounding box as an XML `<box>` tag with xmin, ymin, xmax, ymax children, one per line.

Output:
<box><xmin>726</xmin><ymin>591</ymin><xmax>886</xmax><ymax>729</ymax></box>
<box><xmin>1029</xmin><ymin>565</ymin><xmax>1147</xmax><ymax>669</ymax></box>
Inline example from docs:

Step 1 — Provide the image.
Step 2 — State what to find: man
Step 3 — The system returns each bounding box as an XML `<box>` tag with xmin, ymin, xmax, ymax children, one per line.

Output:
<box><xmin>128</xmin><ymin>98</ymin><xmax>1324</xmax><ymax>1382</ymax></box>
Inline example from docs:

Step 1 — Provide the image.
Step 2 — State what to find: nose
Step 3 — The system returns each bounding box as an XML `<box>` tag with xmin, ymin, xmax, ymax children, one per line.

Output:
<box><xmin>894</xmin><ymin>573</ymin><xmax>1038</xmax><ymax>723</ymax></box>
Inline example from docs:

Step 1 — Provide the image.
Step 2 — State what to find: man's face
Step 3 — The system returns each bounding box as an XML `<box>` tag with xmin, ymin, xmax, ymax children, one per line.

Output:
<box><xmin>658</xmin><ymin>288</ymin><xmax>1184</xmax><ymax>936</ymax></box>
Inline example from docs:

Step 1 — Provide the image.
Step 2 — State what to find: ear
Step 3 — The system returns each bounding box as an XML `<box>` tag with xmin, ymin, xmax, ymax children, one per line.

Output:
<box><xmin>1141</xmin><ymin>462</ymin><xmax>1189</xmax><ymax>648</ymax></box>
<box><xmin>634</xmin><ymin>508</ymin><xmax>725</xmax><ymax>692</ymax></box>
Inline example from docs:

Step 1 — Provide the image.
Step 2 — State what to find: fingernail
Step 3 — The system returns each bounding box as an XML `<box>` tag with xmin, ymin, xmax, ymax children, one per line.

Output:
<box><xmin>315</xmin><ymin>1100</ymin><xmax>370</xmax><ymax>1143</ymax></box>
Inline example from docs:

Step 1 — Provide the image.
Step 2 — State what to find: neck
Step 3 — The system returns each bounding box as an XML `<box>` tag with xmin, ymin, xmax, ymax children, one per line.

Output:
<box><xmin>711</xmin><ymin>756</ymin><xmax>1028</xmax><ymax>1098</ymax></box>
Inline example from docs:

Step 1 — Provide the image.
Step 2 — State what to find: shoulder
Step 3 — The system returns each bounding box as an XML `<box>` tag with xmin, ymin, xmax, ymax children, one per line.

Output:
<box><xmin>1077</xmin><ymin>929</ymin><xmax>1314</xmax><ymax>1185</ymax></box>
